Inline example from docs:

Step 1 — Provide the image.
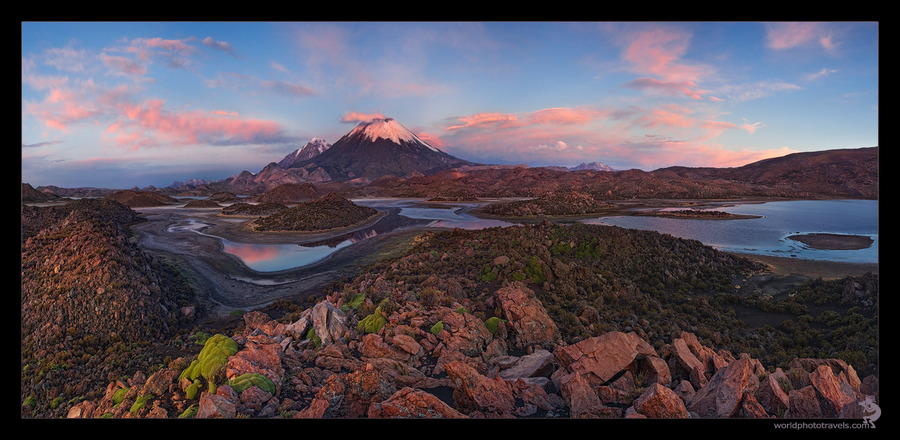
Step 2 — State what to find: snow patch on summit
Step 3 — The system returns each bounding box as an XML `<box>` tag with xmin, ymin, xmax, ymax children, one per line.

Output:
<box><xmin>354</xmin><ymin>118</ymin><xmax>440</xmax><ymax>152</ymax></box>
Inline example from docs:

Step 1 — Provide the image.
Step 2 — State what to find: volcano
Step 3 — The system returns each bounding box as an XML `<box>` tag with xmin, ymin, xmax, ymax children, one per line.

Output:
<box><xmin>287</xmin><ymin>118</ymin><xmax>474</xmax><ymax>182</ymax></box>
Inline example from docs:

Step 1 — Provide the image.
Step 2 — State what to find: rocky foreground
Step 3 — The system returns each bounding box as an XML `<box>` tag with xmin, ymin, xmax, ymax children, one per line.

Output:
<box><xmin>66</xmin><ymin>280</ymin><xmax>877</xmax><ymax>420</ymax></box>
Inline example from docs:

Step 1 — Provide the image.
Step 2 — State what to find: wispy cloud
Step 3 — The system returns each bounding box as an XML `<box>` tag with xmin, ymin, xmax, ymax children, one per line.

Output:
<box><xmin>765</xmin><ymin>22</ymin><xmax>836</xmax><ymax>51</ymax></box>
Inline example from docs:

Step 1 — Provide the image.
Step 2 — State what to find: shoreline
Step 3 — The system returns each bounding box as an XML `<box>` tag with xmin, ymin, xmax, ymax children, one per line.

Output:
<box><xmin>126</xmin><ymin>196</ymin><xmax>876</xmax><ymax>316</ymax></box>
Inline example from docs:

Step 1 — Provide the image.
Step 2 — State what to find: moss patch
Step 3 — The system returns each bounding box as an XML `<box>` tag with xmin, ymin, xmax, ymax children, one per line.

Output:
<box><xmin>179</xmin><ymin>334</ymin><xmax>238</xmax><ymax>382</ymax></box>
<box><xmin>228</xmin><ymin>373</ymin><xmax>276</xmax><ymax>395</ymax></box>
<box><xmin>357</xmin><ymin>306</ymin><xmax>387</xmax><ymax>334</ymax></box>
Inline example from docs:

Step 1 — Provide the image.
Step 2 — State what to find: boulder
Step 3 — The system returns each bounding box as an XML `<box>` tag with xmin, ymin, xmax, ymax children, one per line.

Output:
<box><xmin>640</xmin><ymin>356</ymin><xmax>672</xmax><ymax>386</ymax></box>
<box><xmin>755</xmin><ymin>374</ymin><xmax>790</xmax><ymax>417</ymax></box>
<box><xmin>494</xmin><ymin>282</ymin><xmax>562</xmax><ymax>350</ymax></box>
<box><xmin>497</xmin><ymin>349</ymin><xmax>555</xmax><ymax>380</ymax></box>
<box><xmin>368</xmin><ymin>387</ymin><xmax>468</xmax><ymax>418</ymax></box>
<box><xmin>739</xmin><ymin>390</ymin><xmax>771</xmax><ymax>418</ymax></box>
<box><xmin>688</xmin><ymin>357</ymin><xmax>759</xmax><ymax>418</ymax></box>
<box><xmin>444</xmin><ymin>360</ymin><xmax>516</xmax><ymax>417</ymax></box>
<box><xmin>633</xmin><ymin>383</ymin><xmax>690</xmax><ymax>418</ymax></box>
<box><xmin>558</xmin><ymin>371</ymin><xmax>604</xmax><ymax>419</ymax></box>
<box><xmin>809</xmin><ymin>364</ymin><xmax>857</xmax><ymax>417</ymax></box>
<box><xmin>786</xmin><ymin>386</ymin><xmax>824</xmax><ymax>418</ymax></box>
<box><xmin>197</xmin><ymin>392</ymin><xmax>236</xmax><ymax>418</ymax></box>
<box><xmin>555</xmin><ymin>331</ymin><xmax>656</xmax><ymax>389</ymax></box>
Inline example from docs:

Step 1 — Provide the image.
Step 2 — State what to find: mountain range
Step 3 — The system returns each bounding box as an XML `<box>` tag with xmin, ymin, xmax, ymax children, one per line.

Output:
<box><xmin>26</xmin><ymin>116</ymin><xmax>878</xmax><ymax>201</ymax></box>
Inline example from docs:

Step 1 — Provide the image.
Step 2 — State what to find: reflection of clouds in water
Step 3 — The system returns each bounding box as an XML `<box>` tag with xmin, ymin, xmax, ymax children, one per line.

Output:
<box><xmin>222</xmin><ymin>242</ymin><xmax>281</xmax><ymax>263</ymax></box>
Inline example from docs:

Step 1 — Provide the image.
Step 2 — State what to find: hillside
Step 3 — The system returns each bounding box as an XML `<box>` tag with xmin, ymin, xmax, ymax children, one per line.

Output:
<box><xmin>251</xmin><ymin>193</ymin><xmax>379</xmax><ymax>232</ymax></box>
<box><xmin>361</xmin><ymin>147</ymin><xmax>878</xmax><ymax>200</ymax></box>
<box><xmin>58</xmin><ymin>221</ymin><xmax>878</xmax><ymax>420</ymax></box>
<box><xmin>477</xmin><ymin>190</ymin><xmax>618</xmax><ymax>217</ymax></box>
<box><xmin>21</xmin><ymin>199</ymin><xmax>196</xmax><ymax>417</ymax></box>
<box><xmin>105</xmin><ymin>189</ymin><xmax>179</xmax><ymax>207</ymax></box>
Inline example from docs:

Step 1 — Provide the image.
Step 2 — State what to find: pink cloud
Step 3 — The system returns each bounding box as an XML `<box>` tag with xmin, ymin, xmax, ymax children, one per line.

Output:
<box><xmin>619</xmin><ymin>26</ymin><xmax>715</xmax><ymax>101</ymax></box>
<box><xmin>113</xmin><ymin>99</ymin><xmax>284</xmax><ymax>148</ymax></box>
<box><xmin>340</xmin><ymin>111</ymin><xmax>386</xmax><ymax>124</ymax></box>
<box><xmin>622</xmin><ymin>27</ymin><xmax>710</xmax><ymax>84</ymax></box>
<box><xmin>101</xmin><ymin>53</ymin><xmax>147</xmax><ymax>77</ymax></box>
<box><xmin>624</xmin><ymin>77</ymin><xmax>710</xmax><ymax>100</ymax></box>
<box><xmin>765</xmin><ymin>22</ymin><xmax>833</xmax><ymax>50</ymax></box>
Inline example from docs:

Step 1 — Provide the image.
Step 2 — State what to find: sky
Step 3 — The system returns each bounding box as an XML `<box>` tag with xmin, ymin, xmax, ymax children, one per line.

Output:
<box><xmin>21</xmin><ymin>21</ymin><xmax>879</xmax><ymax>189</ymax></box>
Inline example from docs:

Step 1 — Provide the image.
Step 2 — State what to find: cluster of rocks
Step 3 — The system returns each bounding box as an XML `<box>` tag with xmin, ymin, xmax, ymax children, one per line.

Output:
<box><xmin>67</xmin><ymin>281</ymin><xmax>878</xmax><ymax>420</ymax></box>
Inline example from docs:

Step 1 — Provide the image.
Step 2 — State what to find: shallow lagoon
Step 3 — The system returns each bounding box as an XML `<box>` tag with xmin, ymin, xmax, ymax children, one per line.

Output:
<box><xmin>169</xmin><ymin>199</ymin><xmax>516</xmax><ymax>272</ymax></box>
<box><xmin>582</xmin><ymin>199</ymin><xmax>878</xmax><ymax>264</ymax></box>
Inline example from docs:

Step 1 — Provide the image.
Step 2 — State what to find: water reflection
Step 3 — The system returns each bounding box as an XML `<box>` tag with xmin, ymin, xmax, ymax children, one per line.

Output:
<box><xmin>583</xmin><ymin>199</ymin><xmax>878</xmax><ymax>263</ymax></box>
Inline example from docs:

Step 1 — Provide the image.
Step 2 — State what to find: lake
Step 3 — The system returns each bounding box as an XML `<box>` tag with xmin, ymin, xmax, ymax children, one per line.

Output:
<box><xmin>169</xmin><ymin>199</ymin><xmax>517</xmax><ymax>272</ymax></box>
<box><xmin>581</xmin><ymin>199</ymin><xmax>878</xmax><ymax>263</ymax></box>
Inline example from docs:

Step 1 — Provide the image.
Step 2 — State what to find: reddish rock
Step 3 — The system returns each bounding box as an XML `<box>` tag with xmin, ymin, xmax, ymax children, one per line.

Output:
<box><xmin>739</xmin><ymin>390</ymin><xmax>771</xmax><ymax>418</ymax></box>
<box><xmin>786</xmin><ymin>386</ymin><xmax>824</xmax><ymax>418</ymax></box>
<box><xmin>809</xmin><ymin>364</ymin><xmax>857</xmax><ymax>417</ymax></box>
<box><xmin>640</xmin><ymin>356</ymin><xmax>672</xmax><ymax>386</ymax></box>
<box><xmin>139</xmin><ymin>368</ymin><xmax>178</xmax><ymax>397</ymax></box>
<box><xmin>673</xmin><ymin>379</ymin><xmax>695</xmax><ymax>403</ymax></box>
<box><xmin>441</xmin><ymin>309</ymin><xmax>494</xmax><ymax>357</ymax></box>
<box><xmin>368</xmin><ymin>387</ymin><xmax>468</xmax><ymax>418</ymax></box>
<box><xmin>555</xmin><ymin>331</ymin><xmax>656</xmax><ymax>389</ymax></box>
<box><xmin>444</xmin><ymin>360</ymin><xmax>516</xmax><ymax>417</ymax></box>
<box><xmin>669</xmin><ymin>337</ymin><xmax>705</xmax><ymax>382</ymax></box>
<box><xmin>688</xmin><ymin>357</ymin><xmax>759</xmax><ymax>418</ymax></box>
<box><xmin>494</xmin><ymin>282</ymin><xmax>562</xmax><ymax>349</ymax></box>
<box><xmin>558</xmin><ymin>371</ymin><xmax>603</xmax><ymax>419</ymax></box>
<box><xmin>197</xmin><ymin>392</ymin><xmax>237</xmax><ymax>418</ymax></box>
<box><xmin>633</xmin><ymin>383</ymin><xmax>690</xmax><ymax>418</ymax></box>
<box><xmin>755</xmin><ymin>374</ymin><xmax>790</xmax><ymax>417</ymax></box>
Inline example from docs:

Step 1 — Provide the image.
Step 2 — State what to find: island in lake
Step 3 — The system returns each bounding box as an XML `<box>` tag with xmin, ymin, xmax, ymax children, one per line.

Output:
<box><xmin>787</xmin><ymin>232</ymin><xmax>874</xmax><ymax>250</ymax></box>
<box><xmin>634</xmin><ymin>209</ymin><xmax>762</xmax><ymax>220</ymax></box>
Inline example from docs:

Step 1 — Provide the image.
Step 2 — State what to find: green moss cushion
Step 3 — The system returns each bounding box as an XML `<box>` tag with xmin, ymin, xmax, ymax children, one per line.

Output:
<box><xmin>228</xmin><ymin>373</ymin><xmax>276</xmax><ymax>394</ymax></box>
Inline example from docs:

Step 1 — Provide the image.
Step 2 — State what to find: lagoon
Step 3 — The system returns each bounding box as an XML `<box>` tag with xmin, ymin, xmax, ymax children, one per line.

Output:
<box><xmin>582</xmin><ymin>199</ymin><xmax>878</xmax><ymax>264</ymax></box>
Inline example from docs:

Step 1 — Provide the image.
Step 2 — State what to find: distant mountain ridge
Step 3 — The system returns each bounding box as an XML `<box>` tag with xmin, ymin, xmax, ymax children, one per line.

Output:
<box><xmin>278</xmin><ymin>138</ymin><xmax>331</xmax><ymax>169</ymax></box>
<box><xmin>569</xmin><ymin>161</ymin><xmax>615</xmax><ymax>172</ymax></box>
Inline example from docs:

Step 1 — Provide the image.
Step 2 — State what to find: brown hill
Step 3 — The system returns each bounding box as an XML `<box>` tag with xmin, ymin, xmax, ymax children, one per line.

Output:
<box><xmin>365</xmin><ymin>147</ymin><xmax>878</xmax><ymax>200</ymax></box>
<box><xmin>251</xmin><ymin>193</ymin><xmax>378</xmax><ymax>232</ymax></box>
<box><xmin>21</xmin><ymin>199</ymin><xmax>195</xmax><ymax>417</ymax></box>
<box><xmin>255</xmin><ymin>183</ymin><xmax>319</xmax><ymax>204</ymax></box>
<box><xmin>105</xmin><ymin>189</ymin><xmax>178</xmax><ymax>207</ymax></box>
<box><xmin>22</xmin><ymin>183</ymin><xmax>59</xmax><ymax>203</ymax></box>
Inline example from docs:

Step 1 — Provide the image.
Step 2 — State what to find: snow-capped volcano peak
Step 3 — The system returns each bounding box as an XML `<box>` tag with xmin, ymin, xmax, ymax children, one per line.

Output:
<box><xmin>351</xmin><ymin>118</ymin><xmax>439</xmax><ymax>152</ymax></box>
<box><xmin>278</xmin><ymin>138</ymin><xmax>331</xmax><ymax>168</ymax></box>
